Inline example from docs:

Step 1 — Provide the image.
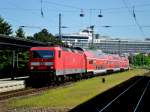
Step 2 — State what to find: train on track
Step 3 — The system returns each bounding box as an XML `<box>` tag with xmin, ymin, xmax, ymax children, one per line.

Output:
<box><xmin>28</xmin><ymin>46</ymin><xmax>129</xmax><ymax>83</ymax></box>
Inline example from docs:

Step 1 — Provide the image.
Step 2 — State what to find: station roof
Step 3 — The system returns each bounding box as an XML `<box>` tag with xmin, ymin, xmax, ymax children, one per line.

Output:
<box><xmin>0</xmin><ymin>34</ymin><xmax>48</xmax><ymax>49</ymax></box>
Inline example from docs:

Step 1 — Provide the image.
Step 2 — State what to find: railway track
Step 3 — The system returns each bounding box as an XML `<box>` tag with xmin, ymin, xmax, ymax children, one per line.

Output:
<box><xmin>0</xmin><ymin>72</ymin><xmax>112</xmax><ymax>101</ymax></box>
<box><xmin>0</xmin><ymin>87</ymin><xmax>47</xmax><ymax>101</ymax></box>
<box><xmin>70</xmin><ymin>74</ymin><xmax>150</xmax><ymax>112</ymax></box>
<box><xmin>0</xmin><ymin>81</ymin><xmax>73</xmax><ymax>101</ymax></box>
<box><xmin>96</xmin><ymin>77</ymin><xmax>150</xmax><ymax>112</ymax></box>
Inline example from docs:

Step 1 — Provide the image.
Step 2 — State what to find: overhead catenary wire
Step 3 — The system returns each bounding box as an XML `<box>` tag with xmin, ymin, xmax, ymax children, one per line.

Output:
<box><xmin>1</xmin><ymin>0</ymin><xmax>41</xmax><ymax>16</ymax></box>
<box><xmin>122</xmin><ymin>0</ymin><xmax>146</xmax><ymax>37</ymax></box>
<box><xmin>41</xmin><ymin>0</ymin><xmax>44</xmax><ymax>17</ymax></box>
<box><xmin>44</xmin><ymin>0</ymin><xmax>150</xmax><ymax>11</ymax></box>
<box><xmin>1</xmin><ymin>1</ymin><xmax>150</xmax><ymax>14</ymax></box>
<box><xmin>132</xmin><ymin>6</ymin><xmax>146</xmax><ymax>37</ymax></box>
<box><xmin>1</xmin><ymin>0</ymin><xmax>150</xmax><ymax>37</ymax></box>
<box><xmin>43</xmin><ymin>0</ymin><xmax>80</xmax><ymax>10</ymax></box>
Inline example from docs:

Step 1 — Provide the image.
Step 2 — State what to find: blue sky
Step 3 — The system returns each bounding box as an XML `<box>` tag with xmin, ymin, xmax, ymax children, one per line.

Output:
<box><xmin>0</xmin><ymin>0</ymin><xmax>150</xmax><ymax>40</ymax></box>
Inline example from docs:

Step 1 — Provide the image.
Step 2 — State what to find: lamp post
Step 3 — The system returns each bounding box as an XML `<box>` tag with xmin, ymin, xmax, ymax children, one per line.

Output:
<box><xmin>118</xmin><ymin>39</ymin><xmax>121</xmax><ymax>56</ymax></box>
<box><xmin>59</xmin><ymin>13</ymin><xmax>62</xmax><ymax>40</ymax></box>
<box><xmin>58</xmin><ymin>13</ymin><xmax>69</xmax><ymax>42</ymax></box>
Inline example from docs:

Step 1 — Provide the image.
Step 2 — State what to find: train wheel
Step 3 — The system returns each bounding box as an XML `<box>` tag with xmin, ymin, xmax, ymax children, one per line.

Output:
<box><xmin>78</xmin><ymin>73</ymin><xmax>82</xmax><ymax>80</ymax></box>
<box><xmin>56</xmin><ymin>76</ymin><xmax>63</xmax><ymax>86</ymax></box>
<box><xmin>60</xmin><ymin>76</ymin><xmax>65</xmax><ymax>83</ymax></box>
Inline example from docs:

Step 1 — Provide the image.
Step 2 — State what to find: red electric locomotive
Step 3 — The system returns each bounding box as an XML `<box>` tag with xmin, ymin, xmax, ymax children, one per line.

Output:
<box><xmin>29</xmin><ymin>46</ymin><xmax>86</xmax><ymax>82</ymax></box>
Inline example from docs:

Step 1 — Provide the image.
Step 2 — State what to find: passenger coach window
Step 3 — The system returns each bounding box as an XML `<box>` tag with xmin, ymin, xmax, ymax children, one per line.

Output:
<box><xmin>89</xmin><ymin>60</ymin><xmax>93</xmax><ymax>64</ymax></box>
<box><xmin>58</xmin><ymin>51</ymin><xmax>61</xmax><ymax>58</ymax></box>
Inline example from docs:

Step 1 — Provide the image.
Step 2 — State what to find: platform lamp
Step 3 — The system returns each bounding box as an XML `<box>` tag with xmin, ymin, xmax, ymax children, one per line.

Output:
<box><xmin>90</xmin><ymin>25</ymin><xmax>94</xmax><ymax>46</ymax></box>
<box><xmin>80</xmin><ymin>9</ymin><xmax>85</xmax><ymax>17</ymax></box>
<box><xmin>98</xmin><ymin>9</ymin><xmax>103</xmax><ymax>18</ymax></box>
<box><xmin>19</xmin><ymin>25</ymin><xmax>43</xmax><ymax>29</ymax></box>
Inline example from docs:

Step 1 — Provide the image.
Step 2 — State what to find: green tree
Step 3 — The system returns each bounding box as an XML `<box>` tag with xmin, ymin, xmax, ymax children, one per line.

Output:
<box><xmin>0</xmin><ymin>17</ymin><xmax>12</xmax><ymax>35</ymax></box>
<box><xmin>27</xmin><ymin>36</ymin><xmax>35</xmax><ymax>40</ymax></box>
<box><xmin>0</xmin><ymin>17</ymin><xmax>13</xmax><ymax>72</ymax></box>
<box><xmin>33</xmin><ymin>28</ymin><xmax>63</xmax><ymax>45</ymax></box>
<box><xmin>34</xmin><ymin>29</ymin><xmax>50</xmax><ymax>42</ymax></box>
<box><xmin>15</xmin><ymin>27</ymin><xmax>25</xmax><ymax>38</ymax></box>
<box><xmin>132</xmin><ymin>53</ymin><xmax>150</xmax><ymax>67</ymax></box>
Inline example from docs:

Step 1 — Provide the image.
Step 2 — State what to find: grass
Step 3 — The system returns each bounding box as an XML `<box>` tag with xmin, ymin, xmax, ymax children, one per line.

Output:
<box><xmin>9</xmin><ymin>69</ymin><xmax>148</xmax><ymax>109</ymax></box>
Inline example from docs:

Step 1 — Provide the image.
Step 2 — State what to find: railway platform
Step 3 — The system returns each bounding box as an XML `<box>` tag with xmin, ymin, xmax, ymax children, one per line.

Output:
<box><xmin>0</xmin><ymin>77</ymin><xmax>28</xmax><ymax>93</ymax></box>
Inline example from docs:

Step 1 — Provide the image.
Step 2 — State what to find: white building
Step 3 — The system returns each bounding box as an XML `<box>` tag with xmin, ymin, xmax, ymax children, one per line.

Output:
<box><xmin>56</xmin><ymin>28</ymin><xmax>150</xmax><ymax>54</ymax></box>
<box><xmin>56</xmin><ymin>27</ymin><xmax>93</xmax><ymax>48</ymax></box>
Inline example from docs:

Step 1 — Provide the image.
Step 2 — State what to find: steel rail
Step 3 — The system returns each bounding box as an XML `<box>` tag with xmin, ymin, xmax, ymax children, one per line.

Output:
<box><xmin>133</xmin><ymin>80</ymin><xmax>150</xmax><ymax>112</ymax></box>
<box><xmin>97</xmin><ymin>77</ymin><xmax>143</xmax><ymax>112</ymax></box>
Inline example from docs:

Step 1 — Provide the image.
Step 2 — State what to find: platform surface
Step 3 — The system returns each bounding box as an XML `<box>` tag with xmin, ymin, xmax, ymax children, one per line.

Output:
<box><xmin>0</xmin><ymin>77</ymin><xmax>26</xmax><ymax>93</ymax></box>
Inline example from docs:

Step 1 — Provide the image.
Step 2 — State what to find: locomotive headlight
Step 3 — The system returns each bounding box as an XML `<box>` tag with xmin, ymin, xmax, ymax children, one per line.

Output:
<box><xmin>31</xmin><ymin>66</ymin><xmax>34</xmax><ymax>70</ymax></box>
<box><xmin>50</xmin><ymin>66</ymin><xmax>54</xmax><ymax>69</ymax></box>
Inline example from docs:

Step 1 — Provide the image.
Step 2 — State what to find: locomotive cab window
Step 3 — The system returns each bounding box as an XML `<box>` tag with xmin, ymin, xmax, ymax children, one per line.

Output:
<box><xmin>32</xmin><ymin>50</ymin><xmax>54</xmax><ymax>59</ymax></box>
